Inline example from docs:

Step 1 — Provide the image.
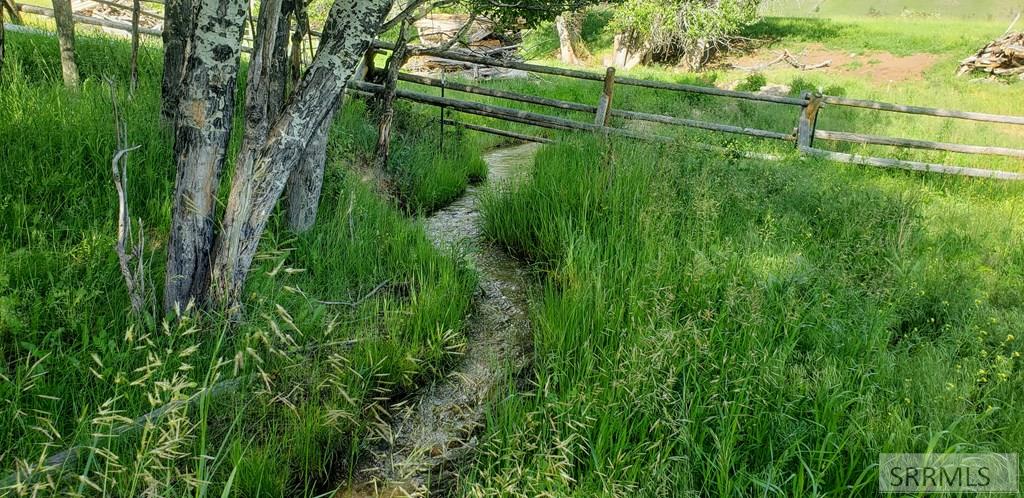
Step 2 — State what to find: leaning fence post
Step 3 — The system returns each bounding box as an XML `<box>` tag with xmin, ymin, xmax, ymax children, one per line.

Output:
<box><xmin>594</xmin><ymin>66</ymin><xmax>616</xmax><ymax>127</ymax></box>
<box><xmin>797</xmin><ymin>91</ymin><xmax>823</xmax><ymax>150</ymax></box>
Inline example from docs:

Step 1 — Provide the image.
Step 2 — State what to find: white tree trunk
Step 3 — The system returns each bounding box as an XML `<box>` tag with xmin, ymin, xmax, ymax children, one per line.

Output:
<box><xmin>209</xmin><ymin>0</ymin><xmax>394</xmax><ymax>309</ymax></box>
<box><xmin>612</xmin><ymin>31</ymin><xmax>648</xmax><ymax>69</ymax></box>
<box><xmin>163</xmin><ymin>0</ymin><xmax>248</xmax><ymax>313</ymax></box>
<box><xmin>51</xmin><ymin>0</ymin><xmax>79</xmax><ymax>89</ymax></box>
<box><xmin>554</xmin><ymin>11</ymin><xmax>588</xmax><ymax>65</ymax></box>
<box><xmin>283</xmin><ymin>109</ymin><xmax>333</xmax><ymax>232</ymax></box>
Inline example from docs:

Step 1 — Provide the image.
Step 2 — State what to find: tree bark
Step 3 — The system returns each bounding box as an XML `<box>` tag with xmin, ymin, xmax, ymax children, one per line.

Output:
<box><xmin>161</xmin><ymin>0</ymin><xmax>195</xmax><ymax>121</ymax></box>
<box><xmin>371</xmin><ymin>19</ymin><xmax>409</xmax><ymax>170</ymax></box>
<box><xmin>612</xmin><ymin>31</ymin><xmax>647</xmax><ymax>69</ymax></box>
<box><xmin>288</xmin><ymin>0</ymin><xmax>310</xmax><ymax>88</ymax></box>
<box><xmin>209</xmin><ymin>0</ymin><xmax>394</xmax><ymax>310</ymax></box>
<box><xmin>163</xmin><ymin>0</ymin><xmax>248</xmax><ymax>314</ymax></box>
<box><xmin>283</xmin><ymin>106</ymin><xmax>333</xmax><ymax>232</ymax></box>
<box><xmin>268</xmin><ymin>0</ymin><xmax>293</xmax><ymax>118</ymax></box>
<box><xmin>554</xmin><ymin>11</ymin><xmax>588</xmax><ymax>65</ymax></box>
<box><xmin>51</xmin><ymin>0</ymin><xmax>79</xmax><ymax>89</ymax></box>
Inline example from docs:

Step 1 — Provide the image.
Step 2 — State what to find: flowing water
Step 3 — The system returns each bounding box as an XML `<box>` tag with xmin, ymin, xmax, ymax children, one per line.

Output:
<box><xmin>338</xmin><ymin>142</ymin><xmax>541</xmax><ymax>498</ymax></box>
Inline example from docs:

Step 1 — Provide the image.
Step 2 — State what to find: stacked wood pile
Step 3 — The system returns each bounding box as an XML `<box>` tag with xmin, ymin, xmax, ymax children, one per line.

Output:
<box><xmin>957</xmin><ymin>32</ymin><xmax>1024</xmax><ymax>79</ymax></box>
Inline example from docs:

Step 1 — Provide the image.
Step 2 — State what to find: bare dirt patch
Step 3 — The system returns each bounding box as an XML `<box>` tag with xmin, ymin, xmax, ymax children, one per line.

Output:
<box><xmin>726</xmin><ymin>44</ymin><xmax>941</xmax><ymax>84</ymax></box>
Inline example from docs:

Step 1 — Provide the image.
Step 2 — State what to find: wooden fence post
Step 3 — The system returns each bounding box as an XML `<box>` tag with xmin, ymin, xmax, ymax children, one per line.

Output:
<box><xmin>797</xmin><ymin>91</ymin><xmax>822</xmax><ymax>149</ymax></box>
<box><xmin>594</xmin><ymin>66</ymin><xmax>615</xmax><ymax>127</ymax></box>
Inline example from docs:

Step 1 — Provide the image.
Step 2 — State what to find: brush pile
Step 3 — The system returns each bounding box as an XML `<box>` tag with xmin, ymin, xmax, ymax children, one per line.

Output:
<box><xmin>957</xmin><ymin>32</ymin><xmax>1024</xmax><ymax>79</ymax></box>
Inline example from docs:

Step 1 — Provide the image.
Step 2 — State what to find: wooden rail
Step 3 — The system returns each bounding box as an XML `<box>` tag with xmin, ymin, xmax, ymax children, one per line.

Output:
<box><xmin>370</xmin><ymin>41</ymin><xmax>1024</xmax><ymax>181</ymax></box>
<box><xmin>17</xmin><ymin>3</ymin><xmax>160</xmax><ymax>37</ymax></box>
<box><xmin>9</xmin><ymin>4</ymin><xmax>1024</xmax><ymax>180</ymax></box>
<box><xmin>397</xmin><ymin>71</ymin><xmax>794</xmax><ymax>142</ymax></box>
<box><xmin>822</xmin><ymin>95</ymin><xmax>1024</xmax><ymax>126</ymax></box>
<box><xmin>371</xmin><ymin>40</ymin><xmax>807</xmax><ymax>106</ymax></box>
<box><xmin>814</xmin><ymin>129</ymin><xmax>1024</xmax><ymax>159</ymax></box>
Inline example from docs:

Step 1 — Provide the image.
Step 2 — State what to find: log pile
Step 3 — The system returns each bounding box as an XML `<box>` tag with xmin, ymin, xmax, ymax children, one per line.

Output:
<box><xmin>957</xmin><ymin>32</ymin><xmax>1024</xmax><ymax>79</ymax></box>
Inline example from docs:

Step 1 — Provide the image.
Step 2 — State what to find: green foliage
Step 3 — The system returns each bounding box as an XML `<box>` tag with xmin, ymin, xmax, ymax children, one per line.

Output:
<box><xmin>736</xmin><ymin>71</ymin><xmax>767</xmax><ymax>91</ymax></box>
<box><xmin>610</xmin><ymin>0</ymin><xmax>762</xmax><ymax>65</ymax></box>
<box><xmin>470</xmin><ymin>135</ymin><xmax>1024</xmax><ymax>495</ymax></box>
<box><xmin>0</xmin><ymin>30</ymin><xmax>478</xmax><ymax>496</ymax></box>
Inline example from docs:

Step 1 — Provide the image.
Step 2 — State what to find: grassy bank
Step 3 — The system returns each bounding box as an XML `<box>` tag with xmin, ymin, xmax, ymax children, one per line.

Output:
<box><xmin>0</xmin><ymin>31</ymin><xmax>484</xmax><ymax>496</ymax></box>
<box><xmin>466</xmin><ymin>135</ymin><xmax>1024</xmax><ymax>496</ymax></box>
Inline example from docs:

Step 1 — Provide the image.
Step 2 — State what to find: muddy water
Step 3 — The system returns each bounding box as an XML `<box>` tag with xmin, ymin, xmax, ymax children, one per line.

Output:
<box><xmin>338</xmin><ymin>142</ymin><xmax>540</xmax><ymax>498</ymax></box>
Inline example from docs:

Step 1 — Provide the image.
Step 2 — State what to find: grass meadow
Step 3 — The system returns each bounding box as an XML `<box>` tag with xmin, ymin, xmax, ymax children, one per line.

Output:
<box><xmin>1</xmin><ymin>7</ymin><xmax>1023</xmax><ymax>497</ymax></box>
<box><xmin>1</xmin><ymin>30</ymin><xmax>486</xmax><ymax>496</ymax></box>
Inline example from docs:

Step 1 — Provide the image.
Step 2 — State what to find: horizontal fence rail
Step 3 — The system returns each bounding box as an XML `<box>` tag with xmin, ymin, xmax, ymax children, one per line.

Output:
<box><xmin>9</xmin><ymin>4</ymin><xmax>1024</xmax><ymax>181</ymax></box>
<box><xmin>372</xmin><ymin>40</ymin><xmax>807</xmax><ymax>106</ymax></box>
<box><xmin>822</xmin><ymin>95</ymin><xmax>1024</xmax><ymax>126</ymax></box>
<box><xmin>815</xmin><ymin>129</ymin><xmax>1024</xmax><ymax>159</ymax></box>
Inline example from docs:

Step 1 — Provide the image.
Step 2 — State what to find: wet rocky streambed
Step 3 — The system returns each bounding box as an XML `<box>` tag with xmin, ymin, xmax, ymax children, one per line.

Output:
<box><xmin>338</xmin><ymin>142</ymin><xmax>541</xmax><ymax>497</ymax></box>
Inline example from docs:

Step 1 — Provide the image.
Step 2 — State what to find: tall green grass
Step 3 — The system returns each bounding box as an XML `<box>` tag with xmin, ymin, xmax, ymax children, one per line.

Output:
<box><xmin>1</xmin><ymin>30</ymin><xmax>481</xmax><ymax>496</ymax></box>
<box><xmin>466</xmin><ymin>136</ymin><xmax>1024</xmax><ymax>496</ymax></box>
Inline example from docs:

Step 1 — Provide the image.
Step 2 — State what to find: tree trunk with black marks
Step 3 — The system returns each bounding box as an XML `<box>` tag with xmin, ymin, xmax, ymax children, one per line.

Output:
<box><xmin>612</xmin><ymin>30</ymin><xmax>647</xmax><ymax>69</ymax></box>
<box><xmin>264</xmin><ymin>0</ymin><xmax>293</xmax><ymax>123</ymax></box>
<box><xmin>163</xmin><ymin>0</ymin><xmax>248</xmax><ymax>314</ymax></box>
<box><xmin>554</xmin><ymin>11</ymin><xmax>588</xmax><ymax>65</ymax></box>
<box><xmin>161</xmin><ymin>0</ymin><xmax>195</xmax><ymax>121</ymax></box>
<box><xmin>288</xmin><ymin>0</ymin><xmax>309</xmax><ymax>87</ymax></box>
<box><xmin>283</xmin><ymin>105</ymin><xmax>334</xmax><ymax>232</ymax></box>
<box><xmin>210</xmin><ymin>0</ymin><xmax>394</xmax><ymax>310</ymax></box>
<box><xmin>208</xmin><ymin>0</ymin><xmax>286</xmax><ymax>308</ymax></box>
<box><xmin>372</xmin><ymin>19</ymin><xmax>410</xmax><ymax>170</ymax></box>
<box><xmin>51</xmin><ymin>0</ymin><xmax>79</xmax><ymax>89</ymax></box>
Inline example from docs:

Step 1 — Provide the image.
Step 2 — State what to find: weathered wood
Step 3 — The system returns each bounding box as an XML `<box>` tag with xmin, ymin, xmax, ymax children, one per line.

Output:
<box><xmin>594</xmin><ymin>66</ymin><xmax>615</xmax><ymax>126</ymax></box>
<box><xmin>372</xmin><ymin>18</ymin><xmax>410</xmax><ymax>169</ymax></box>
<box><xmin>799</xmin><ymin>145</ymin><xmax>1024</xmax><ymax>180</ymax></box>
<box><xmin>51</xmin><ymin>0</ymin><xmax>79</xmax><ymax>89</ymax></box>
<box><xmin>18</xmin><ymin>3</ymin><xmax>162</xmax><ymax>36</ymax></box>
<box><xmin>815</xmin><ymin>129</ymin><xmax>1024</xmax><ymax>159</ymax></box>
<box><xmin>371</xmin><ymin>40</ymin><xmax>807</xmax><ymax>106</ymax></box>
<box><xmin>398</xmin><ymin>72</ymin><xmax>597</xmax><ymax>113</ymax></box>
<box><xmin>797</xmin><ymin>92</ymin><xmax>822</xmax><ymax>148</ymax></box>
<box><xmin>90</xmin><ymin>0</ymin><xmax>163</xmax><ymax>19</ymax></box>
<box><xmin>823</xmin><ymin>95</ymin><xmax>1024</xmax><ymax>126</ymax></box>
<box><xmin>612</xmin><ymin>107</ymin><xmax>795</xmax><ymax>141</ymax></box>
<box><xmin>351</xmin><ymin>80</ymin><xmax>670</xmax><ymax>142</ymax></box>
<box><xmin>442</xmin><ymin>119</ymin><xmax>553</xmax><ymax>143</ymax></box>
<box><xmin>163</xmin><ymin>0</ymin><xmax>248</xmax><ymax>313</ymax></box>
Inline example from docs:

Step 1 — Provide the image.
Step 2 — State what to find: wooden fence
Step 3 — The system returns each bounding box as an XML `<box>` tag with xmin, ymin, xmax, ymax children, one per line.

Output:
<box><xmin>364</xmin><ymin>41</ymin><xmax>1024</xmax><ymax>181</ymax></box>
<box><xmin>9</xmin><ymin>5</ymin><xmax>1024</xmax><ymax>180</ymax></box>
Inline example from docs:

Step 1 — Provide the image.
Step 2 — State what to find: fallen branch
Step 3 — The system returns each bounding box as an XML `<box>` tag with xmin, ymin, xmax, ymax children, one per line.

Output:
<box><xmin>108</xmin><ymin>79</ymin><xmax>149</xmax><ymax>317</ymax></box>
<box><xmin>733</xmin><ymin>50</ymin><xmax>831</xmax><ymax>71</ymax></box>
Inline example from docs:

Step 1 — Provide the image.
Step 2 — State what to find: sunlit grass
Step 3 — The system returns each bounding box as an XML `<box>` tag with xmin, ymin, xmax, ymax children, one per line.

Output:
<box><xmin>1</xmin><ymin>31</ymin><xmax>478</xmax><ymax>496</ymax></box>
<box><xmin>467</xmin><ymin>135</ymin><xmax>1024</xmax><ymax>496</ymax></box>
